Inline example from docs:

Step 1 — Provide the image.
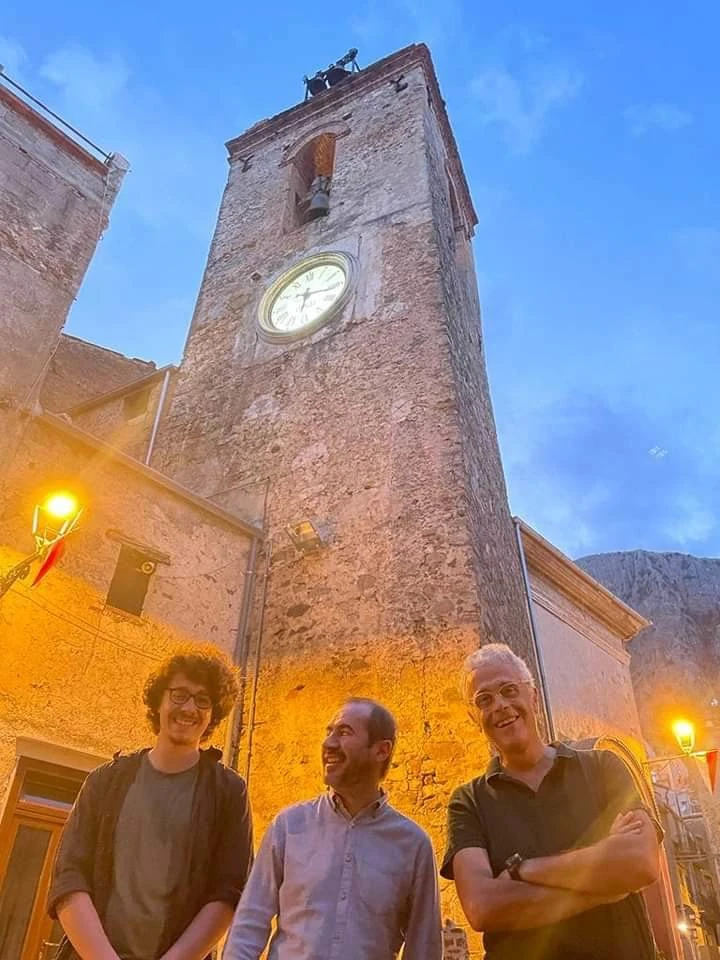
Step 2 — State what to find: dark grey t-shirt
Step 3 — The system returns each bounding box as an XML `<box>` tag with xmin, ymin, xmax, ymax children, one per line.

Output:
<box><xmin>104</xmin><ymin>754</ymin><xmax>199</xmax><ymax>960</ymax></box>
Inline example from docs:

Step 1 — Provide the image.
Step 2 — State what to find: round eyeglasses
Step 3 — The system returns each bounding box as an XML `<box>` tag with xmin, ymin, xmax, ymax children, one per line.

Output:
<box><xmin>472</xmin><ymin>681</ymin><xmax>532</xmax><ymax>712</ymax></box>
<box><xmin>167</xmin><ymin>687</ymin><xmax>213</xmax><ymax>711</ymax></box>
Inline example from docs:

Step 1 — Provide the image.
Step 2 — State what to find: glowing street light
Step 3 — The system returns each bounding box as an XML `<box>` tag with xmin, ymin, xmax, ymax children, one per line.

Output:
<box><xmin>672</xmin><ymin>719</ymin><xmax>696</xmax><ymax>755</ymax></box>
<box><xmin>43</xmin><ymin>491</ymin><xmax>78</xmax><ymax>520</ymax></box>
<box><xmin>32</xmin><ymin>491</ymin><xmax>82</xmax><ymax>546</ymax></box>
<box><xmin>644</xmin><ymin>718</ymin><xmax>703</xmax><ymax>771</ymax></box>
<box><xmin>0</xmin><ymin>490</ymin><xmax>83</xmax><ymax>599</ymax></box>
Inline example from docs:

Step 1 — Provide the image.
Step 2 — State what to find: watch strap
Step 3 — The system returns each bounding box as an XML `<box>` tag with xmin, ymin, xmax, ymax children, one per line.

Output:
<box><xmin>505</xmin><ymin>852</ymin><xmax>524</xmax><ymax>881</ymax></box>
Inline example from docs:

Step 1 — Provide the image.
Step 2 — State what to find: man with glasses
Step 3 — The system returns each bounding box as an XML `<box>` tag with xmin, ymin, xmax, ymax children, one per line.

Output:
<box><xmin>441</xmin><ymin>643</ymin><xmax>661</xmax><ymax>960</ymax></box>
<box><xmin>49</xmin><ymin>648</ymin><xmax>253</xmax><ymax>960</ymax></box>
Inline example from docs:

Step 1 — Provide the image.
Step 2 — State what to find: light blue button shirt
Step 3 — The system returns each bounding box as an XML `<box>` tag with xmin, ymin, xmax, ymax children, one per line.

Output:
<box><xmin>223</xmin><ymin>792</ymin><xmax>442</xmax><ymax>960</ymax></box>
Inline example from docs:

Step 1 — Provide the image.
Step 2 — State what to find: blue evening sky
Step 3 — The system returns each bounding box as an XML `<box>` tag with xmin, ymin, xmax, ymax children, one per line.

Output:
<box><xmin>2</xmin><ymin>2</ymin><xmax>717</xmax><ymax>560</ymax></box>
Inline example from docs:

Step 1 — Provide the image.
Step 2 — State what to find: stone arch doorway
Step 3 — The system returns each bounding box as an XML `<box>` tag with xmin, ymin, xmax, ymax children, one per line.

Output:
<box><xmin>574</xmin><ymin>735</ymin><xmax>683</xmax><ymax>960</ymax></box>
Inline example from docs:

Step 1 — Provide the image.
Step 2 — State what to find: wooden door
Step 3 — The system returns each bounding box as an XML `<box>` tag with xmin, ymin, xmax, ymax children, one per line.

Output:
<box><xmin>0</xmin><ymin>758</ymin><xmax>87</xmax><ymax>960</ymax></box>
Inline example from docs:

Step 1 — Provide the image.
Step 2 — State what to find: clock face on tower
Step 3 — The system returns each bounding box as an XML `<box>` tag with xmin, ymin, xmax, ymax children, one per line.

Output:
<box><xmin>257</xmin><ymin>252</ymin><xmax>355</xmax><ymax>343</ymax></box>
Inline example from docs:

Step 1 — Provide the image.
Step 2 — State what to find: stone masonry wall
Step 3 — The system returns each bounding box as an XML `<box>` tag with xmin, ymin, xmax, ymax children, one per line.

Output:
<box><xmin>0</xmin><ymin>417</ymin><xmax>259</xmax><ymax>901</ymax></box>
<box><xmin>1</xmin><ymin>417</ymin><xmax>254</xmax><ymax>645</ymax></box>
<box><xmin>0</xmin><ymin>85</ymin><xmax>126</xmax><ymax>408</ymax></box>
<box><xmin>423</xmin><ymin>92</ymin><xmax>534</xmax><ymax>665</ymax></box>
<box><xmin>40</xmin><ymin>334</ymin><xmax>156</xmax><ymax>413</ymax></box>
<box><xmin>70</xmin><ymin>374</ymin><xmax>168</xmax><ymax>461</ymax></box>
<box><xmin>0</xmin><ymin>415</ymin><xmax>254</xmax><ymax>794</ymax></box>
<box><xmin>152</xmin><ymin>47</ymin><xmax>530</xmax><ymax>941</ymax></box>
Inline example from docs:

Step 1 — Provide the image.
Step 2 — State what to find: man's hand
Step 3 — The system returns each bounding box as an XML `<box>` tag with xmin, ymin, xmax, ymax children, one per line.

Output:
<box><xmin>610</xmin><ymin>811</ymin><xmax>645</xmax><ymax>836</ymax></box>
<box><xmin>56</xmin><ymin>892</ymin><xmax>121</xmax><ymax>960</ymax></box>
<box><xmin>159</xmin><ymin>902</ymin><xmax>234</xmax><ymax>960</ymax></box>
<box><xmin>518</xmin><ymin>809</ymin><xmax>660</xmax><ymax>897</ymax></box>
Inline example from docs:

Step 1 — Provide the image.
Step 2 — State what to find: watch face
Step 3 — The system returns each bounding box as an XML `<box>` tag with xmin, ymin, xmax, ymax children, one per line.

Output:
<box><xmin>258</xmin><ymin>253</ymin><xmax>355</xmax><ymax>342</ymax></box>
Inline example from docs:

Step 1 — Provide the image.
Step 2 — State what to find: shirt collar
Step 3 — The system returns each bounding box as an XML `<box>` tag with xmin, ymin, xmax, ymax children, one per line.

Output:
<box><xmin>486</xmin><ymin>742</ymin><xmax>576</xmax><ymax>781</ymax></box>
<box><xmin>328</xmin><ymin>788</ymin><xmax>388</xmax><ymax>821</ymax></box>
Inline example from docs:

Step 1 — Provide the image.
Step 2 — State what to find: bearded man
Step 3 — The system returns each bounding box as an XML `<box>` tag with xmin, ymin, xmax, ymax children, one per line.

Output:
<box><xmin>223</xmin><ymin>697</ymin><xmax>442</xmax><ymax>960</ymax></box>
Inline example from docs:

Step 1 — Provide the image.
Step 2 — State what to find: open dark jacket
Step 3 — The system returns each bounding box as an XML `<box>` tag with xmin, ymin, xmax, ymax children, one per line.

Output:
<box><xmin>48</xmin><ymin>747</ymin><xmax>254</xmax><ymax>960</ymax></box>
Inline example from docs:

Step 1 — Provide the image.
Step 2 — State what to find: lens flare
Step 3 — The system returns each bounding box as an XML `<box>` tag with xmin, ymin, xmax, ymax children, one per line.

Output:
<box><xmin>672</xmin><ymin>719</ymin><xmax>695</xmax><ymax>754</ymax></box>
<box><xmin>43</xmin><ymin>492</ymin><xmax>78</xmax><ymax>520</ymax></box>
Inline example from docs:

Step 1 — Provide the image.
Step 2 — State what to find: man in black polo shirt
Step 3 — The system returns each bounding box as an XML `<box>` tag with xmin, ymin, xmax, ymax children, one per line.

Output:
<box><xmin>441</xmin><ymin>643</ymin><xmax>661</xmax><ymax>960</ymax></box>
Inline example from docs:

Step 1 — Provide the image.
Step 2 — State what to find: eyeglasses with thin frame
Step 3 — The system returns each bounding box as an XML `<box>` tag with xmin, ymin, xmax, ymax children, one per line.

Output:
<box><xmin>167</xmin><ymin>687</ymin><xmax>213</xmax><ymax>711</ymax></box>
<box><xmin>472</xmin><ymin>681</ymin><xmax>532</xmax><ymax>712</ymax></box>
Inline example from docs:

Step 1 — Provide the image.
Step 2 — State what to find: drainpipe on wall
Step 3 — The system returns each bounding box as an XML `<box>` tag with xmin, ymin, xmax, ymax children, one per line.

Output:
<box><xmin>223</xmin><ymin>536</ymin><xmax>259</xmax><ymax>770</ymax></box>
<box><xmin>144</xmin><ymin>368</ymin><xmax>172</xmax><ymax>466</ymax></box>
<box><xmin>242</xmin><ymin>542</ymin><xmax>272</xmax><ymax>784</ymax></box>
<box><xmin>513</xmin><ymin>516</ymin><xmax>556</xmax><ymax>742</ymax></box>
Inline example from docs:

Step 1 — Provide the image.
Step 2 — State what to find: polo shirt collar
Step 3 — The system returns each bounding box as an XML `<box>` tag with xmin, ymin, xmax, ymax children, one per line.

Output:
<box><xmin>486</xmin><ymin>741</ymin><xmax>576</xmax><ymax>781</ymax></box>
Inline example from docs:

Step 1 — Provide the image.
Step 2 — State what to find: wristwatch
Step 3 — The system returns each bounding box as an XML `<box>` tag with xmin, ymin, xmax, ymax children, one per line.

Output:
<box><xmin>505</xmin><ymin>852</ymin><xmax>525</xmax><ymax>881</ymax></box>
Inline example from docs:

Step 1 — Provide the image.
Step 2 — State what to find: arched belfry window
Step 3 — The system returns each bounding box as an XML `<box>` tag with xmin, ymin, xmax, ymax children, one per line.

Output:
<box><xmin>289</xmin><ymin>133</ymin><xmax>337</xmax><ymax>227</ymax></box>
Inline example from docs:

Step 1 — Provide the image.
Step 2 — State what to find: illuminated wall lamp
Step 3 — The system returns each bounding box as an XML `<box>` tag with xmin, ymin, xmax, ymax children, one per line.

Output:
<box><xmin>672</xmin><ymin>719</ymin><xmax>696</xmax><ymax>755</ymax></box>
<box><xmin>285</xmin><ymin>519</ymin><xmax>331</xmax><ymax>554</ymax></box>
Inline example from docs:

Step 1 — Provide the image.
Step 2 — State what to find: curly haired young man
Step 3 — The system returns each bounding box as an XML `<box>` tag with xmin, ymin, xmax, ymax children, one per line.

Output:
<box><xmin>48</xmin><ymin>647</ymin><xmax>254</xmax><ymax>960</ymax></box>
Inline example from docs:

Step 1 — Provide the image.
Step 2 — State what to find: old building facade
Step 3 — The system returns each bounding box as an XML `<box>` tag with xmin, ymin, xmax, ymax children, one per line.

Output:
<box><xmin>0</xmin><ymin>76</ymin><xmax>260</xmax><ymax>959</ymax></box>
<box><xmin>149</xmin><ymin>42</ymin><xmax>538</xmax><ymax>854</ymax></box>
<box><xmin>0</xmin><ymin>46</ymin><xmax>683</xmax><ymax>958</ymax></box>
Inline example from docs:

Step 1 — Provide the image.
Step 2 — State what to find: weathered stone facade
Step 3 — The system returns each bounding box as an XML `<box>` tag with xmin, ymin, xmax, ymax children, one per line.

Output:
<box><xmin>0</xmin><ymin>80</ymin><xmax>127</xmax><ymax>495</ymax></box>
<box><xmin>0</xmin><ymin>49</ymin><xmax>681</xmax><ymax>958</ymax></box>
<box><xmin>150</xmin><ymin>47</ymin><xmax>534</xmax><ymax>918</ymax></box>
<box><xmin>40</xmin><ymin>334</ymin><xmax>156</xmax><ymax>413</ymax></box>
<box><xmin>0</xmin><ymin>80</ymin><xmax>260</xmax><ymax>957</ymax></box>
<box><xmin>154</xmin><ymin>46</ymin><xmax>530</xmax><ymax>656</ymax></box>
<box><xmin>0</xmin><ymin>85</ymin><xmax>126</xmax><ymax>409</ymax></box>
<box><xmin>580</xmin><ymin>550</ymin><xmax>720</xmax><ymax>956</ymax></box>
<box><xmin>0</xmin><ymin>414</ymin><xmax>258</xmax><ymax>778</ymax></box>
<box><xmin>67</xmin><ymin>366</ymin><xmax>174</xmax><ymax>461</ymax></box>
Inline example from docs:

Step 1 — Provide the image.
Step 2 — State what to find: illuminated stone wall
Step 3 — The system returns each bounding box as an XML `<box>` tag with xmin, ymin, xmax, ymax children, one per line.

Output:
<box><xmin>0</xmin><ymin>416</ymin><xmax>255</xmax><ymax>797</ymax></box>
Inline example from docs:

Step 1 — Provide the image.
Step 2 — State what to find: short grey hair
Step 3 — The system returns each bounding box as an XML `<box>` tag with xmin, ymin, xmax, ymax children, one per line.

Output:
<box><xmin>460</xmin><ymin>643</ymin><xmax>535</xmax><ymax>705</ymax></box>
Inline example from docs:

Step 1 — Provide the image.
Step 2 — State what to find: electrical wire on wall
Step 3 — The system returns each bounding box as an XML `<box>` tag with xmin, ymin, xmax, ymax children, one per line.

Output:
<box><xmin>244</xmin><ymin>541</ymin><xmax>272</xmax><ymax>783</ymax></box>
<box><xmin>240</xmin><ymin>522</ymin><xmax>310</xmax><ymax>782</ymax></box>
<box><xmin>8</xmin><ymin>583</ymin><xmax>162</xmax><ymax>662</ymax></box>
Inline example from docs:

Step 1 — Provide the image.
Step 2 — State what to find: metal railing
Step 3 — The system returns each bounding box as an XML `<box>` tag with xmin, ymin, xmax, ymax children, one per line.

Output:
<box><xmin>0</xmin><ymin>67</ymin><xmax>111</xmax><ymax>162</ymax></box>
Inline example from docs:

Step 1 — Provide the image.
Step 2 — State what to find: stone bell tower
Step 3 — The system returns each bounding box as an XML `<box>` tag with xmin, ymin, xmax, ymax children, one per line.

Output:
<box><xmin>154</xmin><ymin>44</ymin><xmax>533</xmax><ymax>835</ymax></box>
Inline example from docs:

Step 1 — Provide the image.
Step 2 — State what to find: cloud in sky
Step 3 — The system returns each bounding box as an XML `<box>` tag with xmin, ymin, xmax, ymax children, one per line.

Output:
<box><xmin>663</xmin><ymin>496</ymin><xmax>716</xmax><ymax>546</ymax></box>
<box><xmin>31</xmin><ymin>43</ymin><xmax>221</xmax><ymax>241</ymax></box>
<box><xmin>41</xmin><ymin>46</ymin><xmax>130</xmax><ymax>112</ymax></box>
<box><xmin>624</xmin><ymin>102</ymin><xmax>693</xmax><ymax>137</ymax></box>
<box><xmin>0</xmin><ymin>34</ymin><xmax>27</xmax><ymax>79</ymax></box>
<box><xmin>471</xmin><ymin>61</ymin><xmax>583</xmax><ymax>153</ymax></box>
<box><xmin>501</xmin><ymin>392</ymin><xmax>718</xmax><ymax>558</ymax></box>
<box><xmin>351</xmin><ymin>0</ymin><xmax>461</xmax><ymax>49</ymax></box>
<box><xmin>0</xmin><ymin>34</ymin><xmax>228</xmax><ymax>361</ymax></box>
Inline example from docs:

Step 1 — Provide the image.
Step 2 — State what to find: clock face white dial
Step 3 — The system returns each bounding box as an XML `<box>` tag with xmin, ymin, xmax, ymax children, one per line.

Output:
<box><xmin>268</xmin><ymin>262</ymin><xmax>347</xmax><ymax>333</ymax></box>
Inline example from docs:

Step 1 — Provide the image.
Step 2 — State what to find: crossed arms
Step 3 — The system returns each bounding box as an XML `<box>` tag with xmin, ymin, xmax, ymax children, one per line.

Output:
<box><xmin>453</xmin><ymin>809</ymin><xmax>660</xmax><ymax>933</ymax></box>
